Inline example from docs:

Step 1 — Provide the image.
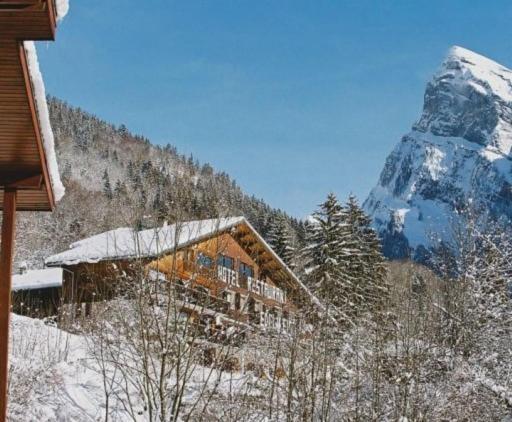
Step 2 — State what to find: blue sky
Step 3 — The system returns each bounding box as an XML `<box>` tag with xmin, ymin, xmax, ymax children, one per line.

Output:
<box><xmin>37</xmin><ymin>0</ymin><xmax>512</xmax><ymax>218</ymax></box>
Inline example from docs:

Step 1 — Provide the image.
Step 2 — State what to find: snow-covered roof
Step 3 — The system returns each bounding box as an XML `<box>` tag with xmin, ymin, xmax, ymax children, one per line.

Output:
<box><xmin>12</xmin><ymin>268</ymin><xmax>63</xmax><ymax>292</ymax></box>
<box><xmin>21</xmin><ymin>1</ymin><xmax>70</xmax><ymax>203</ymax></box>
<box><xmin>55</xmin><ymin>0</ymin><xmax>70</xmax><ymax>22</ymax></box>
<box><xmin>23</xmin><ymin>42</ymin><xmax>65</xmax><ymax>202</ymax></box>
<box><xmin>46</xmin><ymin>217</ymin><xmax>246</xmax><ymax>266</ymax></box>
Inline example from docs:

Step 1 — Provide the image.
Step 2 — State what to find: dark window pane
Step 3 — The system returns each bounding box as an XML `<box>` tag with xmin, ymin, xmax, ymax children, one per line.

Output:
<box><xmin>239</xmin><ymin>262</ymin><xmax>254</xmax><ymax>277</ymax></box>
<box><xmin>197</xmin><ymin>253</ymin><xmax>213</xmax><ymax>268</ymax></box>
<box><xmin>217</xmin><ymin>254</ymin><xmax>234</xmax><ymax>269</ymax></box>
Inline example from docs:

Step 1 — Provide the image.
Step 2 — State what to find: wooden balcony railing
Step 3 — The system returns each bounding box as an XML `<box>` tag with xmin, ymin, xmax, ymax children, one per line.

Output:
<box><xmin>182</xmin><ymin>261</ymin><xmax>287</xmax><ymax>304</ymax></box>
<box><xmin>174</xmin><ymin>284</ymin><xmax>230</xmax><ymax>315</ymax></box>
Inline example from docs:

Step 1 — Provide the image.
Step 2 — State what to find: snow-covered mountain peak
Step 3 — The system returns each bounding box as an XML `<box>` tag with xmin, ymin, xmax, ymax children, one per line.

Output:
<box><xmin>413</xmin><ymin>45</ymin><xmax>512</xmax><ymax>155</ymax></box>
<box><xmin>364</xmin><ymin>47</ymin><xmax>512</xmax><ymax>263</ymax></box>
<box><xmin>441</xmin><ymin>45</ymin><xmax>512</xmax><ymax>102</ymax></box>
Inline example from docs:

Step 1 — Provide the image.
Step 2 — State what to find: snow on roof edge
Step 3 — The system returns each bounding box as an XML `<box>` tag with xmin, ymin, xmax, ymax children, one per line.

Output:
<box><xmin>23</xmin><ymin>41</ymin><xmax>65</xmax><ymax>203</ymax></box>
<box><xmin>12</xmin><ymin>267</ymin><xmax>63</xmax><ymax>291</ymax></box>
<box><xmin>45</xmin><ymin>217</ymin><xmax>245</xmax><ymax>266</ymax></box>
<box><xmin>55</xmin><ymin>0</ymin><xmax>70</xmax><ymax>21</ymax></box>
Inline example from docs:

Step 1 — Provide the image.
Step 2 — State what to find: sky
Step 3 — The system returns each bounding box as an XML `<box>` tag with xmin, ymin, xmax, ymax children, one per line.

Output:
<box><xmin>37</xmin><ymin>0</ymin><xmax>512</xmax><ymax>218</ymax></box>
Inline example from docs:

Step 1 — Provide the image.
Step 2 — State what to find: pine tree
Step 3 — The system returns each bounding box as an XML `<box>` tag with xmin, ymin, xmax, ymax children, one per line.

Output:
<box><xmin>267</xmin><ymin>214</ymin><xmax>296</xmax><ymax>269</ymax></box>
<box><xmin>114</xmin><ymin>180</ymin><xmax>126</xmax><ymax>197</ymax></box>
<box><xmin>344</xmin><ymin>195</ymin><xmax>388</xmax><ymax>309</ymax></box>
<box><xmin>102</xmin><ymin>169</ymin><xmax>113</xmax><ymax>200</ymax></box>
<box><xmin>127</xmin><ymin>161</ymin><xmax>135</xmax><ymax>182</ymax></box>
<box><xmin>301</xmin><ymin>193</ymin><xmax>357</xmax><ymax>322</ymax></box>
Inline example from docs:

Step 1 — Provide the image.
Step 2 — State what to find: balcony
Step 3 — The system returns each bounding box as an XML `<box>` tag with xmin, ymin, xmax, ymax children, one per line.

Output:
<box><xmin>174</xmin><ymin>284</ymin><xmax>230</xmax><ymax>315</ymax></box>
<box><xmin>181</xmin><ymin>260</ymin><xmax>287</xmax><ymax>305</ymax></box>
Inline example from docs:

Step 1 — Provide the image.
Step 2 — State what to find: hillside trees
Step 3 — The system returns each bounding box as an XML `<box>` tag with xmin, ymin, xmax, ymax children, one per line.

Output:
<box><xmin>12</xmin><ymin>97</ymin><xmax>304</xmax><ymax>269</ymax></box>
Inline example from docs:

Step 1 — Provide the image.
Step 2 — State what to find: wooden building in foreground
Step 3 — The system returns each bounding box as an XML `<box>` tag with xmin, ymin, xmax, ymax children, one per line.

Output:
<box><xmin>0</xmin><ymin>1</ymin><xmax>68</xmax><ymax>418</ymax></box>
<box><xmin>45</xmin><ymin>217</ymin><xmax>318</xmax><ymax>338</ymax></box>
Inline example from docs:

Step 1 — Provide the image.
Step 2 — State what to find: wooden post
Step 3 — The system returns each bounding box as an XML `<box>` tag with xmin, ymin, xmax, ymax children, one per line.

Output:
<box><xmin>0</xmin><ymin>189</ymin><xmax>16</xmax><ymax>421</ymax></box>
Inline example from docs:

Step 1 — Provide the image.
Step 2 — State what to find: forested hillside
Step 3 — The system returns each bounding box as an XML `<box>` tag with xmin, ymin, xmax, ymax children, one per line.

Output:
<box><xmin>14</xmin><ymin>97</ymin><xmax>304</xmax><ymax>268</ymax></box>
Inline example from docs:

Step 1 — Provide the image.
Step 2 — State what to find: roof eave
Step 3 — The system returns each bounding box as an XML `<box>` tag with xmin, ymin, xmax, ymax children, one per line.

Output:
<box><xmin>19</xmin><ymin>42</ymin><xmax>55</xmax><ymax>211</ymax></box>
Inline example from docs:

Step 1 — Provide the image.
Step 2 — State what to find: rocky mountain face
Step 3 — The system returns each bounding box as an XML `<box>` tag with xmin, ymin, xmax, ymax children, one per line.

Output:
<box><xmin>14</xmin><ymin>98</ymin><xmax>303</xmax><ymax>268</ymax></box>
<box><xmin>364</xmin><ymin>46</ymin><xmax>512</xmax><ymax>262</ymax></box>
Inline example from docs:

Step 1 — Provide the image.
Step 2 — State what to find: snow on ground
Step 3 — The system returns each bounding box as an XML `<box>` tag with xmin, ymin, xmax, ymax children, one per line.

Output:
<box><xmin>8</xmin><ymin>314</ymin><xmax>114</xmax><ymax>421</ymax></box>
<box><xmin>7</xmin><ymin>314</ymin><xmax>261</xmax><ymax>421</ymax></box>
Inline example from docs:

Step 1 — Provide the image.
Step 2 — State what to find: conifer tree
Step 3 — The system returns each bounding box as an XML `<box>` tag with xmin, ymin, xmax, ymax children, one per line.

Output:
<box><xmin>267</xmin><ymin>214</ymin><xmax>296</xmax><ymax>269</ymax></box>
<box><xmin>102</xmin><ymin>169</ymin><xmax>113</xmax><ymax>200</ymax></box>
<box><xmin>301</xmin><ymin>193</ymin><xmax>357</xmax><ymax>322</ymax></box>
<box><xmin>344</xmin><ymin>195</ymin><xmax>388</xmax><ymax>309</ymax></box>
<box><xmin>114</xmin><ymin>180</ymin><xmax>126</xmax><ymax>197</ymax></box>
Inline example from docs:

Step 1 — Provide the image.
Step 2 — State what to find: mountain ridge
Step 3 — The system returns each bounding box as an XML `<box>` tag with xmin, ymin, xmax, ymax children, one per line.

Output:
<box><xmin>364</xmin><ymin>45</ymin><xmax>512</xmax><ymax>261</ymax></box>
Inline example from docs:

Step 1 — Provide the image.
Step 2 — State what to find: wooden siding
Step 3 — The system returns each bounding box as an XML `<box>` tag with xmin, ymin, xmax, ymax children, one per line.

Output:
<box><xmin>0</xmin><ymin>40</ymin><xmax>53</xmax><ymax>210</ymax></box>
<box><xmin>0</xmin><ymin>0</ymin><xmax>56</xmax><ymax>40</ymax></box>
<box><xmin>11</xmin><ymin>285</ymin><xmax>61</xmax><ymax>317</ymax></box>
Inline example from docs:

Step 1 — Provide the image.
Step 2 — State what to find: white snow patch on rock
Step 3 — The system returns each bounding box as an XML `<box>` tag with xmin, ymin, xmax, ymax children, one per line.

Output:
<box><xmin>444</xmin><ymin>46</ymin><xmax>512</xmax><ymax>103</ymax></box>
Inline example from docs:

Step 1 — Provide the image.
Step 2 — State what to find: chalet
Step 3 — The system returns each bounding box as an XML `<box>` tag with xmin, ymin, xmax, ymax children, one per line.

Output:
<box><xmin>45</xmin><ymin>217</ymin><xmax>318</xmax><ymax>336</ymax></box>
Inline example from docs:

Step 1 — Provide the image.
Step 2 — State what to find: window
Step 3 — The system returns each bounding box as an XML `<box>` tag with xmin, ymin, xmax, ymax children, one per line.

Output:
<box><xmin>239</xmin><ymin>262</ymin><xmax>254</xmax><ymax>278</ymax></box>
<box><xmin>197</xmin><ymin>253</ymin><xmax>213</xmax><ymax>268</ymax></box>
<box><xmin>217</xmin><ymin>254</ymin><xmax>234</xmax><ymax>269</ymax></box>
<box><xmin>221</xmin><ymin>290</ymin><xmax>232</xmax><ymax>303</ymax></box>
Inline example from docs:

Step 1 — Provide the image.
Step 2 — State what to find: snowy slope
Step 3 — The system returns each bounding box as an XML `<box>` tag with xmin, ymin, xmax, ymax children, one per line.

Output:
<box><xmin>8</xmin><ymin>314</ymin><xmax>263</xmax><ymax>421</ymax></box>
<box><xmin>364</xmin><ymin>46</ymin><xmax>512</xmax><ymax>260</ymax></box>
<box><xmin>8</xmin><ymin>314</ymin><xmax>122</xmax><ymax>421</ymax></box>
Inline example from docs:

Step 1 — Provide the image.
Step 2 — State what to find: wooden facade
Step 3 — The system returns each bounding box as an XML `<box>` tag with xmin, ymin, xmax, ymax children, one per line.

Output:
<box><xmin>0</xmin><ymin>0</ymin><xmax>57</xmax><ymax>41</ymax></box>
<box><xmin>11</xmin><ymin>285</ymin><xmax>61</xmax><ymax>317</ymax></box>
<box><xmin>53</xmin><ymin>220</ymin><xmax>310</xmax><ymax>339</ymax></box>
<box><xmin>146</xmin><ymin>231</ymin><xmax>299</xmax><ymax>332</ymax></box>
<box><xmin>0</xmin><ymin>0</ymin><xmax>59</xmax><ymax>212</ymax></box>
